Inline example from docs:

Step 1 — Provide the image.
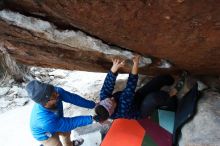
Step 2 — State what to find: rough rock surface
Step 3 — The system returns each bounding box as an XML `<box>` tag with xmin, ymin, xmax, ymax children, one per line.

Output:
<box><xmin>0</xmin><ymin>9</ymin><xmax>157</xmax><ymax>75</ymax></box>
<box><xmin>0</xmin><ymin>0</ymin><xmax>220</xmax><ymax>75</ymax></box>
<box><xmin>179</xmin><ymin>91</ymin><xmax>220</xmax><ymax>146</ymax></box>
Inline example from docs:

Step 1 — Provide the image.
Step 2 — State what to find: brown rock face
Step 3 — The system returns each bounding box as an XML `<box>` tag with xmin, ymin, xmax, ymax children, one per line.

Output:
<box><xmin>1</xmin><ymin>0</ymin><xmax>220</xmax><ymax>75</ymax></box>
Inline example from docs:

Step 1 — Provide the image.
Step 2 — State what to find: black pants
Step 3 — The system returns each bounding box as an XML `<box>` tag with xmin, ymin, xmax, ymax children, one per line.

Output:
<box><xmin>134</xmin><ymin>75</ymin><xmax>177</xmax><ymax>118</ymax></box>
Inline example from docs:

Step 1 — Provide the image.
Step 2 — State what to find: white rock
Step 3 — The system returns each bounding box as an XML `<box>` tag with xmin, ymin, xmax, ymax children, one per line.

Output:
<box><xmin>6</xmin><ymin>86</ymin><xmax>27</xmax><ymax>100</ymax></box>
<box><xmin>17</xmin><ymin>88</ymin><xmax>28</xmax><ymax>97</ymax></box>
<box><xmin>49</xmin><ymin>69</ymin><xmax>68</xmax><ymax>78</ymax></box>
<box><xmin>9</xmin><ymin>86</ymin><xmax>19</xmax><ymax>94</ymax></box>
<box><xmin>34</xmin><ymin>71</ymin><xmax>40</xmax><ymax>75</ymax></box>
<box><xmin>0</xmin><ymin>87</ymin><xmax>10</xmax><ymax>96</ymax></box>
<box><xmin>14</xmin><ymin>98</ymin><xmax>29</xmax><ymax>106</ymax></box>
<box><xmin>0</xmin><ymin>98</ymin><xmax>11</xmax><ymax>108</ymax></box>
<box><xmin>7</xmin><ymin>93</ymin><xmax>16</xmax><ymax>101</ymax></box>
<box><xmin>8</xmin><ymin>79</ymin><xmax>14</xmax><ymax>84</ymax></box>
<box><xmin>49</xmin><ymin>76</ymin><xmax>55</xmax><ymax>80</ymax></box>
<box><xmin>30</xmin><ymin>67</ymin><xmax>35</xmax><ymax>72</ymax></box>
<box><xmin>158</xmin><ymin>59</ymin><xmax>172</xmax><ymax>69</ymax></box>
<box><xmin>197</xmin><ymin>80</ymin><xmax>208</xmax><ymax>91</ymax></box>
<box><xmin>35</xmin><ymin>77</ymin><xmax>41</xmax><ymax>81</ymax></box>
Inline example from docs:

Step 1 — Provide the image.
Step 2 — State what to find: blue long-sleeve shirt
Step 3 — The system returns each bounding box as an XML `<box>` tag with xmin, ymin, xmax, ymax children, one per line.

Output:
<box><xmin>100</xmin><ymin>71</ymin><xmax>142</xmax><ymax>119</ymax></box>
<box><xmin>30</xmin><ymin>87</ymin><xmax>96</xmax><ymax>141</ymax></box>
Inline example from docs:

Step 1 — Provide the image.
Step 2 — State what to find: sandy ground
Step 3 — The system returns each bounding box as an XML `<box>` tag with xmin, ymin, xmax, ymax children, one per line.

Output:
<box><xmin>0</xmin><ymin>102</ymin><xmax>39</xmax><ymax>146</ymax></box>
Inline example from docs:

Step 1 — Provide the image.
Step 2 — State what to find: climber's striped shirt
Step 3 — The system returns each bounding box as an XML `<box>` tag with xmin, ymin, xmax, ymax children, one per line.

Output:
<box><xmin>100</xmin><ymin>71</ymin><xmax>142</xmax><ymax>119</ymax></box>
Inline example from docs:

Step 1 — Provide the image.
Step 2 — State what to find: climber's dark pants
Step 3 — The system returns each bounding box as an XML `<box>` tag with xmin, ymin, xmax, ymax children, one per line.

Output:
<box><xmin>133</xmin><ymin>75</ymin><xmax>177</xmax><ymax>118</ymax></box>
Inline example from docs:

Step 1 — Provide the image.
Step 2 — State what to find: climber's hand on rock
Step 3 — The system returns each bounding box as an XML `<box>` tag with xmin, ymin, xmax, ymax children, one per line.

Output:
<box><xmin>132</xmin><ymin>54</ymin><xmax>141</xmax><ymax>66</ymax></box>
<box><xmin>111</xmin><ymin>58</ymin><xmax>125</xmax><ymax>73</ymax></box>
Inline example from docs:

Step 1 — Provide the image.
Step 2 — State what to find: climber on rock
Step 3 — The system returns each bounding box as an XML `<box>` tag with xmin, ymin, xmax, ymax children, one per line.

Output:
<box><xmin>93</xmin><ymin>54</ymin><xmax>183</xmax><ymax>122</ymax></box>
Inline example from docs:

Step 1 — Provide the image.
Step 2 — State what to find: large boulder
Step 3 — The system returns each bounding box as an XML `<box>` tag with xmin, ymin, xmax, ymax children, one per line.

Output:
<box><xmin>0</xmin><ymin>0</ymin><xmax>220</xmax><ymax>75</ymax></box>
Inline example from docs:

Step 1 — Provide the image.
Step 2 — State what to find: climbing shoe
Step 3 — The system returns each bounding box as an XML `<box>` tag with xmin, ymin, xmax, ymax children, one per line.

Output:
<box><xmin>175</xmin><ymin>71</ymin><xmax>188</xmax><ymax>92</ymax></box>
<box><xmin>73</xmin><ymin>138</ymin><xmax>84</xmax><ymax>146</ymax></box>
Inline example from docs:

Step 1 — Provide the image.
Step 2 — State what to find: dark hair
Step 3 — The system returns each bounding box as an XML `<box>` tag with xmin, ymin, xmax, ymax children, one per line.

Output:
<box><xmin>95</xmin><ymin>105</ymin><xmax>109</xmax><ymax>122</ymax></box>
